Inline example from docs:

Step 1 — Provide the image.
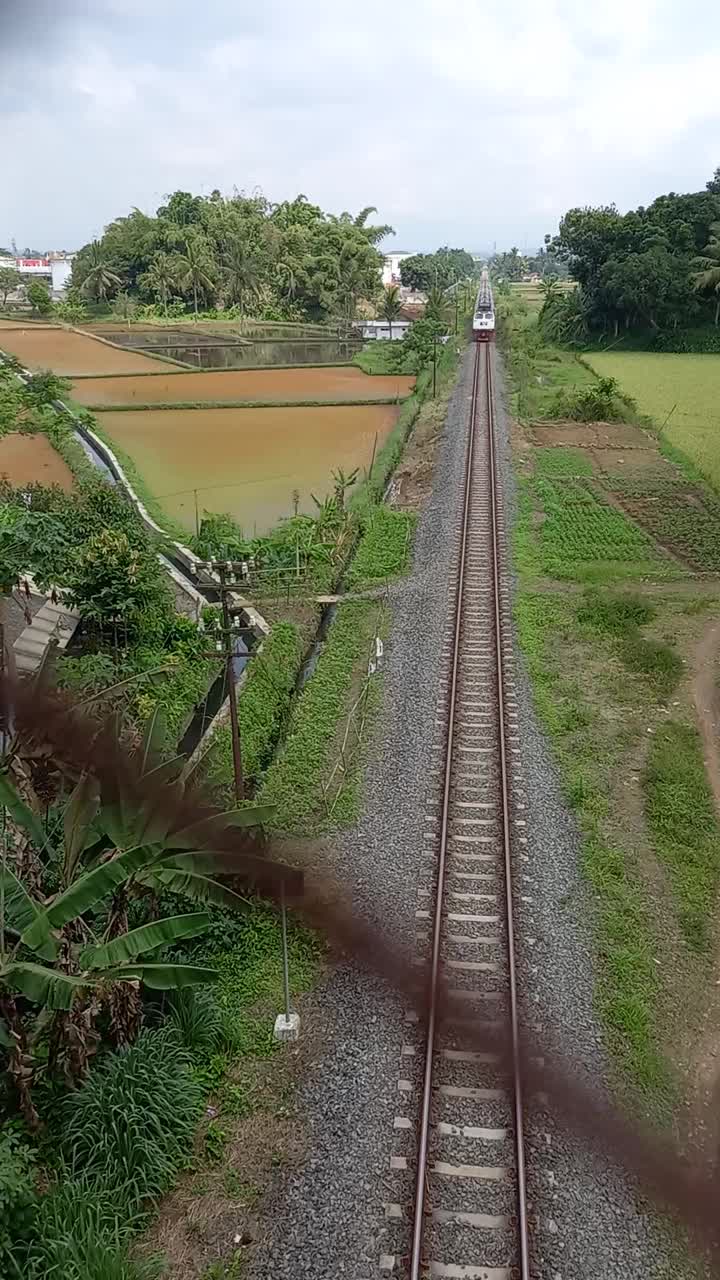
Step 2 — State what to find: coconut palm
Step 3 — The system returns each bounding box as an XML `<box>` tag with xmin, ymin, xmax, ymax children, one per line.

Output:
<box><xmin>175</xmin><ymin>234</ymin><xmax>217</xmax><ymax>316</ymax></box>
<box><xmin>692</xmin><ymin>222</ymin><xmax>720</xmax><ymax>325</ymax></box>
<box><xmin>222</xmin><ymin>243</ymin><xmax>261</xmax><ymax>313</ymax></box>
<box><xmin>143</xmin><ymin>252</ymin><xmax>178</xmax><ymax>315</ymax></box>
<box><xmin>80</xmin><ymin>241</ymin><xmax>122</xmax><ymax>304</ymax></box>
<box><xmin>378</xmin><ymin>284</ymin><xmax>404</xmax><ymax>341</ymax></box>
<box><xmin>424</xmin><ymin>285</ymin><xmax>448</xmax><ymax>323</ymax></box>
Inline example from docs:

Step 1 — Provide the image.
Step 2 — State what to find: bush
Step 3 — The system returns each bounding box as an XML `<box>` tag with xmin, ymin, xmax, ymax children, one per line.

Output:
<box><xmin>61</xmin><ymin>1028</ymin><xmax>203</xmax><ymax>1203</ymax></box>
<box><xmin>651</xmin><ymin>328</ymin><xmax>720</xmax><ymax>354</ymax></box>
<box><xmin>551</xmin><ymin>375</ymin><xmax>622</xmax><ymax>421</ymax></box>
<box><xmin>0</xmin><ymin>1131</ymin><xmax>37</xmax><ymax>1277</ymax></box>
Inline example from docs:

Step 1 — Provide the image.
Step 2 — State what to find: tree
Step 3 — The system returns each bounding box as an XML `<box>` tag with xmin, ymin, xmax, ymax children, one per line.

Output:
<box><xmin>0</xmin><ymin>267</ymin><xmax>21</xmax><ymax>307</ymax></box>
<box><xmin>22</xmin><ymin>370</ymin><xmax>71</xmax><ymax>408</ymax></box>
<box><xmin>0</xmin><ymin>507</ymin><xmax>70</xmax><ymax>596</ymax></box>
<box><xmin>692</xmin><ymin>222</ymin><xmax>720</xmax><ymax>324</ymax></box>
<box><xmin>175</xmin><ymin>233</ymin><xmax>217</xmax><ymax>315</ymax></box>
<box><xmin>79</xmin><ymin>240</ymin><xmax>122</xmax><ymax>304</ymax></box>
<box><xmin>706</xmin><ymin>167</ymin><xmax>720</xmax><ymax>196</ymax></box>
<box><xmin>378</xmin><ymin>284</ymin><xmax>403</xmax><ymax>340</ymax></box>
<box><xmin>141</xmin><ymin>251</ymin><xmax>178</xmax><ymax>315</ymax></box>
<box><xmin>26</xmin><ymin>281</ymin><xmax>52</xmax><ymax>316</ymax></box>
<box><xmin>401</xmin><ymin>249</ymin><xmax>476</xmax><ymax>293</ymax></box>
<box><xmin>67</xmin><ymin>528</ymin><xmax>170</xmax><ymax>632</ymax></box>
<box><xmin>221</xmin><ymin>243</ymin><xmax>261</xmax><ymax>312</ymax></box>
<box><xmin>424</xmin><ymin>285</ymin><xmax>448</xmax><ymax>323</ymax></box>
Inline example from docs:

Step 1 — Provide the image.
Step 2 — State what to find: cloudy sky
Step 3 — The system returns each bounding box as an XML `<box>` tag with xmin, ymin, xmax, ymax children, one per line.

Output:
<box><xmin>1</xmin><ymin>0</ymin><xmax>719</xmax><ymax>254</ymax></box>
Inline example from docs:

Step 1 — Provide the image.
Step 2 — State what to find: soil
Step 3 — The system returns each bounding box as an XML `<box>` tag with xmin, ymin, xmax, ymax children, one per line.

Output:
<box><xmin>528</xmin><ymin>420</ymin><xmax>655</xmax><ymax>450</ymax></box>
<box><xmin>71</xmin><ymin>367</ymin><xmax>415</xmax><ymax>407</ymax></box>
<box><xmin>0</xmin><ymin>326</ymin><xmax>168</xmax><ymax>375</ymax></box>
<box><xmin>390</xmin><ymin>393</ymin><xmax>452</xmax><ymax>511</ymax></box>
<box><xmin>0</xmin><ymin>431</ymin><xmax>75</xmax><ymax>491</ymax></box>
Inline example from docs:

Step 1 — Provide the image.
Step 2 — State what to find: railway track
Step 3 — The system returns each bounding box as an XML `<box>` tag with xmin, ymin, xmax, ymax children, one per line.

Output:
<box><xmin>403</xmin><ymin>342</ymin><xmax>530</xmax><ymax>1279</ymax></box>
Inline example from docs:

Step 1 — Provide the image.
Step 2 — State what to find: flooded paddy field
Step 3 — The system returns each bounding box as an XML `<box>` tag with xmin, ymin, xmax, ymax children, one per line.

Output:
<box><xmin>96</xmin><ymin>403</ymin><xmax>400</xmax><ymax>533</ymax></box>
<box><xmin>72</xmin><ymin>365</ymin><xmax>415</xmax><ymax>407</ymax></box>
<box><xmin>0</xmin><ymin>432</ymin><xmax>75</xmax><ymax>491</ymax></box>
<box><xmin>105</xmin><ymin>333</ymin><xmax>361</xmax><ymax>369</ymax></box>
<box><xmin>0</xmin><ymin>326</ymin><xmax>171</xmax><ymax>375</ymax></box>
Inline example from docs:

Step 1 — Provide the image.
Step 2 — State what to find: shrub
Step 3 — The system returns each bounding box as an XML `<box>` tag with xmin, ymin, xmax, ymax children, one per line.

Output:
<box><xmin>164</xmin><ymin>987</ymin><xmax>226</xmax><ymax>1052</ymax></box>
<box><xmin>551</xmin><ymin>375</ymin><xmax>622</xmax><ymax>421</ymax></box>
<box><xmin>0</xmin><ymin>1131</ymin><xmax>37</xmax><ymax>1277</ymax></box>
<box><xmin>61</xmin><ymin>1028</ymin><xmax>203</xmax><ymax>1203</ymax></box>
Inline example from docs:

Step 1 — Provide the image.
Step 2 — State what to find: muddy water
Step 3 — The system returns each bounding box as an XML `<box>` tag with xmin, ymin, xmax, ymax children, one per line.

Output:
<box><xmin>96</xmin><ymin>404</ymin><xmax>400</xmax><ymax>534</ymax></box>
<box><xmin>0</xmin><ymin>327</ymin><xmax>169</xmax><ymax>375</ymax></box>
<box><xmin>72</xmin><ymin>366</ymin><xmax>415</xmax><ymax>407</ymax></box>
<box><xmin>0</xmin><ymin>432</ymin><xmax>75</xmax><ymax>490</ymax></box>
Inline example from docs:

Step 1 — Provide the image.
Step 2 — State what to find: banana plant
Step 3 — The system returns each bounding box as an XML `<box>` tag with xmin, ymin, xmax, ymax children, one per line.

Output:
<box><xmin>0</xmin><ymin>709</ymin><xmax>277</xmax><ymax>1108</ymax></box>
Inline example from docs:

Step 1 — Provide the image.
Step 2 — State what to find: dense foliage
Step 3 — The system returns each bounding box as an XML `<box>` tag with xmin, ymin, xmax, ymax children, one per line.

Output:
<box><xmin>70</xmin><ymin>191</ymin><xmax>392</xmax><ymax>321</ymax></box>
<box><xmin>545</xmin><ymin>169</ymin><xmax>720</xmax><ymax>339</ymax></box>
<box><xmin>399</xmin><ymin>246</ymin><xmax>476</xmax><ymax>291</ymax></box>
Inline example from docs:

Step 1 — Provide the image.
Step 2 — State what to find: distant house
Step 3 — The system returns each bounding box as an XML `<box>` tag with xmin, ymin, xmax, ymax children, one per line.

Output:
<box><xmin>359</xmin><ymin>318</ymin><xmax>413</xmax><ymax>341</ymax></box>
<box><xmin>2</xmin><ymin>253</ymin><xmax>74</xmax><ymax>298</ymax></box>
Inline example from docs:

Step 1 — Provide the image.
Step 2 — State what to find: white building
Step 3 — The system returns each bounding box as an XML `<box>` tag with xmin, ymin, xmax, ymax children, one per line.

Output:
<box><xmin>0</xmin><ymin>254</ymin><xmax>74</xmax><ymax>298</ymax></box>
<box><xmin>381</xmin><ymin>251</ymin><xmax>413</xmax><ymax>287</ymax></box>
<box><xmin>359</xmin><ymin>318</ymin><xmax>412</xmax><ymax>341</ymax></box>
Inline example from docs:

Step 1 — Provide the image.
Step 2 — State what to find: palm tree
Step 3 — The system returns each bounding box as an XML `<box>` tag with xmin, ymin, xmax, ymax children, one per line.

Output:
<box><xmin>378</xmin><ymin>285</ymin><xmax>403</xmax><ymax>341</ymax></box>
<box><xmin>424</xmin><ymin>285</ymin><xmax>447</xmax><ymax>323</ymax></box>
<box><xmin>144</xmin><ymin>252</ymin><xmax>177</xmax><ymax>316</ymax></box>
<box><xmin>222</xmin><ymin>243</ymin><xmax>260</xmax><ymax>313</ymax></box>
<box><xmin>175</xmin><ymin>235</ymin><xmax>216</xmax><ymax>316</ymax></box>
<box><xmin>692</xmin><ymin>222</ymin><xmax>720</xmax><ymax>325</ymax></box>
<box><xmin>80</xmin><ymin>241</ymin><xmax>122</xmax><ymax>304</ymax></box>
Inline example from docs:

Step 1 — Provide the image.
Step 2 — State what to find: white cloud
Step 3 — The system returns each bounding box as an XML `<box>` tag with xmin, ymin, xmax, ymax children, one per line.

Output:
<box><xmin>0</xmin><ymin>0</ymin><xmax>718</xmax><ymax>251</ymax></box>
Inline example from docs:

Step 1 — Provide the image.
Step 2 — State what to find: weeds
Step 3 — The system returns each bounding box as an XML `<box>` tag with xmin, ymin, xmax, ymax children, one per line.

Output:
<box><xmin>346</xmin><ymin>507</ymin><xmax>417</xmax><ymax>589</ymax></box>
<box><xmin>577</xmin><ymin>591</ymin><xmax>682</xmax><ymax>700</ymax></box>
<box><xmin>643</xmin><ymin>723</ymin><xmax>720</xmax><ymax>952</ymax></box>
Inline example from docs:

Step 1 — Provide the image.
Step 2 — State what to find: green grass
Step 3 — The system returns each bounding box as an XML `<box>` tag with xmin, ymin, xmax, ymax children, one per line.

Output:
<box><xmin>576</xmin><ymin>591</ymin><xmax>682</xmax><ymax>700</ymax></box>
<box><xmin>204</xmin><ymin>622</ymin><xmax>305</xmax><ymax>800</ymax></box>
<box><xmin>346</xmin><ymin>506</ymin><xmax>417</xmax><ymax>589</ymax></box>
<box><xmin>258</xmin><ymin>600</ymin><xmax>381</xmax><ymax>833</ymax></box>
<box><xmin>514</xmin><ymin>591</ymin><xmax>673</xmax><ymax>1107</ymax></box>
<box><xmin>601</xmin><ymin>466</ymin><xmax>720</xmax><ymax>572</ymax></box>
<box><xmin>587</xmin><ymin>351</ymin><xmax>720</xmax><ymax>494</ymax></box>
<box><xmin>353</xmin><ymin>342</ymin><xmax>404</xmax><ymax>375</ymax></box>
<box><xmin>643</xmin><ymin>723</ymin><xmax>720</xmax><ymax>952</ymax></box>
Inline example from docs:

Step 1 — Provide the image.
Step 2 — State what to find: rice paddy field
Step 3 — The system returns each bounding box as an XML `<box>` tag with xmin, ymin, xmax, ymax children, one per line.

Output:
<box><xmin>71</xmin><ymin>366</ymin><xmax>414</xmax><ymax>407</ymax></box>
<box><xmin>0</xmin><ymin>326</ymin><xmax>168</xmax><ymax>375</ymax></box>
<box><xmin>95</xmin><ymin>404</ymin><xmax>400</xmax><ymax>533</ymax></box>
<box><xmin>0</xmin><ymin>432</ymin><xmax>75</xmax><ymax>491</ymax></box>
<box><xmin>588</xmin><ymin>352</ymin><xmax>720</xmax><ymax>490</ymax></box>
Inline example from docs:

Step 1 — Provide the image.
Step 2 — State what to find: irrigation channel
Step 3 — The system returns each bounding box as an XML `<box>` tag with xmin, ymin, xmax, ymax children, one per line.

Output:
<box><xmin>400</xmin><ymin>344</ymin><xmax>529</xmax><ymax>1279</ymax></box>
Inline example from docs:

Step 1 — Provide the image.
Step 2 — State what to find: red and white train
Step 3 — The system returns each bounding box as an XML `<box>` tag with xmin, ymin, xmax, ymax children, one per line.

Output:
<box><xmin>472</xmin><ymin>269</ymin><xmax>495</xmax><ymax>343</ymax></box>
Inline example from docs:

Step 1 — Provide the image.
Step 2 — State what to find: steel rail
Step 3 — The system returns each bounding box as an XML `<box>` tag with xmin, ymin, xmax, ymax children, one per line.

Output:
<box><xmin>486</xmin><ymin>347</ymin><xmax>531</xmax><ymax>1279</ymax></box>
<box><xmin>408</xmin><ymin>345</ymin><xmax>482</xmax><ymax>1280</ymax></box>
<box><xmin>408</xmin><ymin>342</ymin><xmax>531</xmax><ymax>1279</ymax></box>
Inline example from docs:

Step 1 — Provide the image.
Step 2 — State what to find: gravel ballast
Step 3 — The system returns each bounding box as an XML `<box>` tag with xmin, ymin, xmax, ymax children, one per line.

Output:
<box><xmin>250</xmin><ymin>345</ymin><xmax>674</xmax><ymax>1278</ymax></box>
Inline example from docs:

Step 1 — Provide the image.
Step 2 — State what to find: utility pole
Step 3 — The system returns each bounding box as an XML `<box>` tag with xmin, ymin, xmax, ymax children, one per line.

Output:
<box><xmin>200</xmin><ymin>561</ymin><xmax>255</xmax><ymax>805</ymax></box>
<box><xmin>432</xmin><ymin>337</ymin><xmax>438</xmax><ymax>398</ymax></box>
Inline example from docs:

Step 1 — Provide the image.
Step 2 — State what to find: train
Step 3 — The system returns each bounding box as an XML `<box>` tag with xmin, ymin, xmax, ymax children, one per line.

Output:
<box><xmin>472</xmin><ymin>268</ymin><xmax>495</xmax><ymax>343</ymax></box>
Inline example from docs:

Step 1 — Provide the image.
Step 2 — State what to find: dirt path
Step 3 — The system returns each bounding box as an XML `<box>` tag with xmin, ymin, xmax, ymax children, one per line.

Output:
<box><xmin>691</xmin><ymin>612</ymin><xmax>720</xmax><ymax>823</ymax></box>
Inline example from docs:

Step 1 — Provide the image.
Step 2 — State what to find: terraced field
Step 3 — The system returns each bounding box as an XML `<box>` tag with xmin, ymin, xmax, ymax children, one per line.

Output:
<box><xmin>0</xmin><ymin>326</ymin><xmax>168</xmax><ymax>375</ymax></box>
